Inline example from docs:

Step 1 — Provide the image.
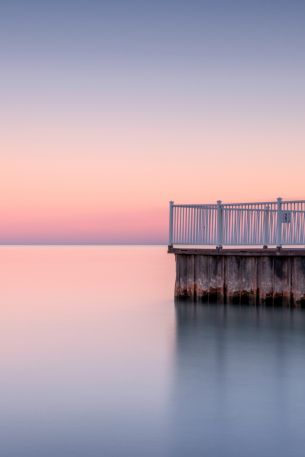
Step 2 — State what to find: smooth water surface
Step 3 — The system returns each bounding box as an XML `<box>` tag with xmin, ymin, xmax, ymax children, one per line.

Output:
<box><xmin>0</xmin><ymin>246</ymin><xmax>305</xmax><ymax>456</ymax></box>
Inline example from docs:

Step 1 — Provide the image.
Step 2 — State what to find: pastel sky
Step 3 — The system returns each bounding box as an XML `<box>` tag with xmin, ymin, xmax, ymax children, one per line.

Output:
<box><xmin>1</xmin><ymin>0</ymin><xmax>305</xmax><ymax>243</ymax></box>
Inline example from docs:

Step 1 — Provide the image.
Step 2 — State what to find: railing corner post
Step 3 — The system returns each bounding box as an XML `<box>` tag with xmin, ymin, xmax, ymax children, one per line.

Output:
<box><xmin>217</xmin><ymin>200</ymin><xmax>223</xmax><ymax>248</ymax></box>
<box><xmin>276</xmin><ymin>197</ymin><xmax>282</xmax><ymax>248</ymax></box>
<box><xmin>169</xmin><ymin>200</ymin><xmax>174</xmax><ymax>247</ymax></box>
<box><xmin>263</xmin><ymin>204</ymin><xmax>269</xmax><ymax>248</ymax></box>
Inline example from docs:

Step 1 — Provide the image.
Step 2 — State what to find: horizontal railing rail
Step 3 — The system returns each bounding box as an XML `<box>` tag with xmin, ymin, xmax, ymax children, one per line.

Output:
<box><xmin>169</xmin><ymin>198</ymin><xmax>305</xmax><ymax>248</ymax></box>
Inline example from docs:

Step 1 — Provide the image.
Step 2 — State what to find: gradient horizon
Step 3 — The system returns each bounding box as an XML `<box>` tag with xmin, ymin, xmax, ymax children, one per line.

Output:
<box><xmin>1</xmin><ymin>0</ymin><xmax>305</xmax><ymax>244</ymax></box>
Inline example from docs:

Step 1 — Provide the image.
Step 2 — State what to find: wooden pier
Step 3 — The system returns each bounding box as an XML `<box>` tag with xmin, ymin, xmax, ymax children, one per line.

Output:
<box><xmin>168</xmin><ymin>199</ymin><xmax>305</xmax><ymax>307</ymax></box>
<box><xmin>169</xmin><ymin>247</ymin><xmax>305</xmax><ymax>307</ymax></box>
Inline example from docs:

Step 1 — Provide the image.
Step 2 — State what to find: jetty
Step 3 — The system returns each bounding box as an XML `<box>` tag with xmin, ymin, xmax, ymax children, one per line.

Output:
<box><xmin>168</xmin><ymin>198</ymin><xmax>305</xmax><ymax>306</ymax></box>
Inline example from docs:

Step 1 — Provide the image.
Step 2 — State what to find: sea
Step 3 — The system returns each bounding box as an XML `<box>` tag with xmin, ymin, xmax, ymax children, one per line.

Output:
<box><xmin>0</xmin><ymin>246</ymin><xmax>305</xmax><ymax>457</ymax></box>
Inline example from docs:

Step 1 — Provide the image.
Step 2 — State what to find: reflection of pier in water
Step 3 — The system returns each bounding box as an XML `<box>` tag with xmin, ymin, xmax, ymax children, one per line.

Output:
<box><xmin>171</xmin><ymin>304</ymin><xmax>305</xmax><ymax>457</ymax></box>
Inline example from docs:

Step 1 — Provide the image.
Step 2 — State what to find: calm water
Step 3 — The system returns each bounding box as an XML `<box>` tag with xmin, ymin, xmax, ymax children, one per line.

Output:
<box><xmin>0</xmin><ymin>246</ymin><xmax>305</xmax><ymax>456</ymax></box>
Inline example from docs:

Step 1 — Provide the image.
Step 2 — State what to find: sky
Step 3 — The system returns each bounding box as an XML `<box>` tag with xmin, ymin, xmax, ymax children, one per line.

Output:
<box><xmin>1</xmin><ymin>0</ymin><xmax>305</xmax><ymax>244</ymax></box>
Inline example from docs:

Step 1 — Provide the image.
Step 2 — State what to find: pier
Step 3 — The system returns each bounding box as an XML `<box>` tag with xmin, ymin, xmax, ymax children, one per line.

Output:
<box><xmin>168</xmin><ymin>199</ymin><xmax>305</xmax><ymax>306</ymax></box>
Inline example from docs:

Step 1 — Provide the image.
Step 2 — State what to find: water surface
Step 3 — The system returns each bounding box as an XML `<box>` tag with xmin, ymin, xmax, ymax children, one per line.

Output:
<box><xmin>0</xmin><ymin>246</ymin><xmax>305</xmax><ymax>456</ymax></box>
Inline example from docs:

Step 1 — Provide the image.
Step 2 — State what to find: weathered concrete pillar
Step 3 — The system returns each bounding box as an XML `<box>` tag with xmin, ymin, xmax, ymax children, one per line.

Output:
<box><xmin>240</xmin><ymin>256</ymin><xmax>257</xmax><ymax>305</ymax></box>
<box><xmin>175</xmin><ymin>254</ymin><xmax>187</xmax><ymax>298</ymax></box>
<box><xmin>272</xmin><ymin>257</ymin><xmax>291</xmax><ymax>306</ymax></box>
<box><xmin>194</xmin><ymin>255</ymin><xmax>209</xmax><ymax>302</ymax></box>
<box><xmin>257</xmin><ymin>256</ymin><xmax>274</xmax><ymax>305</ymax></box>
<box><xmin>226</xmin><ymin>256</ymin><xmax>257</xmax><ymax>305</ymax></box>
<box><xmin>291</xmin><ymin>257</ymin><xmax>305</xmax><ymax>307</ymax></box>
<box><xmin>225</xmin><ymin>256</ymin><xmax>241</xmax><ymax>304</ymax></box>
<box><xmin>208</xmin><ymin>255</ymin><xmax>224</xmax><ymax>303</ymax></box>
<box><xmin>186</xmin><ymin>255</ymin><xmax>195</xmax><ymax>299</ymax></box>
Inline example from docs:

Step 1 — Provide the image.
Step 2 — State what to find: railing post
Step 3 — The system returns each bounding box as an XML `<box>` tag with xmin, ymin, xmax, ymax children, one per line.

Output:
<box><xmin>263</xmin><ymin>205</ymin><xmax>269</xmax><ymax>248</ymax></box>
<box><xmin>276</xmin><ymin>197</ymin><xmax>282</xmax><ymax>248</ymax></box>
<box><xmin>217</xmin><ymin>200</ymin><xmax>223</xmax><ymax>249</ymax></box>
<box><xmin>169</xmin><ymin>201</ymin><xmax>174</xmax><ymax>247</ymax></box>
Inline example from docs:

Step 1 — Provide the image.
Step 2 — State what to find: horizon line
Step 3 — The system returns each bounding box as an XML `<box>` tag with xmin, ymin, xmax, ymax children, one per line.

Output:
<box><xmin>0</xmin><ymin>243</ymin><xmax>168</xmax><ymax>246</ymax></box>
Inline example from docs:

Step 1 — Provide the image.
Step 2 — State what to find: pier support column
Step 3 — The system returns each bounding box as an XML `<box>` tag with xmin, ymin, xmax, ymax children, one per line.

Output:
<box><xmin>171</xmin><ymin>248</ymin><xmax>305</xmax><ymax>307</ymax></box>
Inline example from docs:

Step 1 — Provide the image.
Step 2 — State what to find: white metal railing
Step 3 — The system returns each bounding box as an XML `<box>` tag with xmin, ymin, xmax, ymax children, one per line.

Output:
<box><xmin>168</xmin><ymin>198</ymin><xmax>305</xmax><ymax>248</ymax></box>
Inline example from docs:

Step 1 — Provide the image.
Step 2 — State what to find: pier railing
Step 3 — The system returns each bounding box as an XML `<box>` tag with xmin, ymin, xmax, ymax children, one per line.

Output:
<box><xmin>169</xmin><ymin>198</ymin><xmax>305</xmax><ymax>248</ymax></box>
